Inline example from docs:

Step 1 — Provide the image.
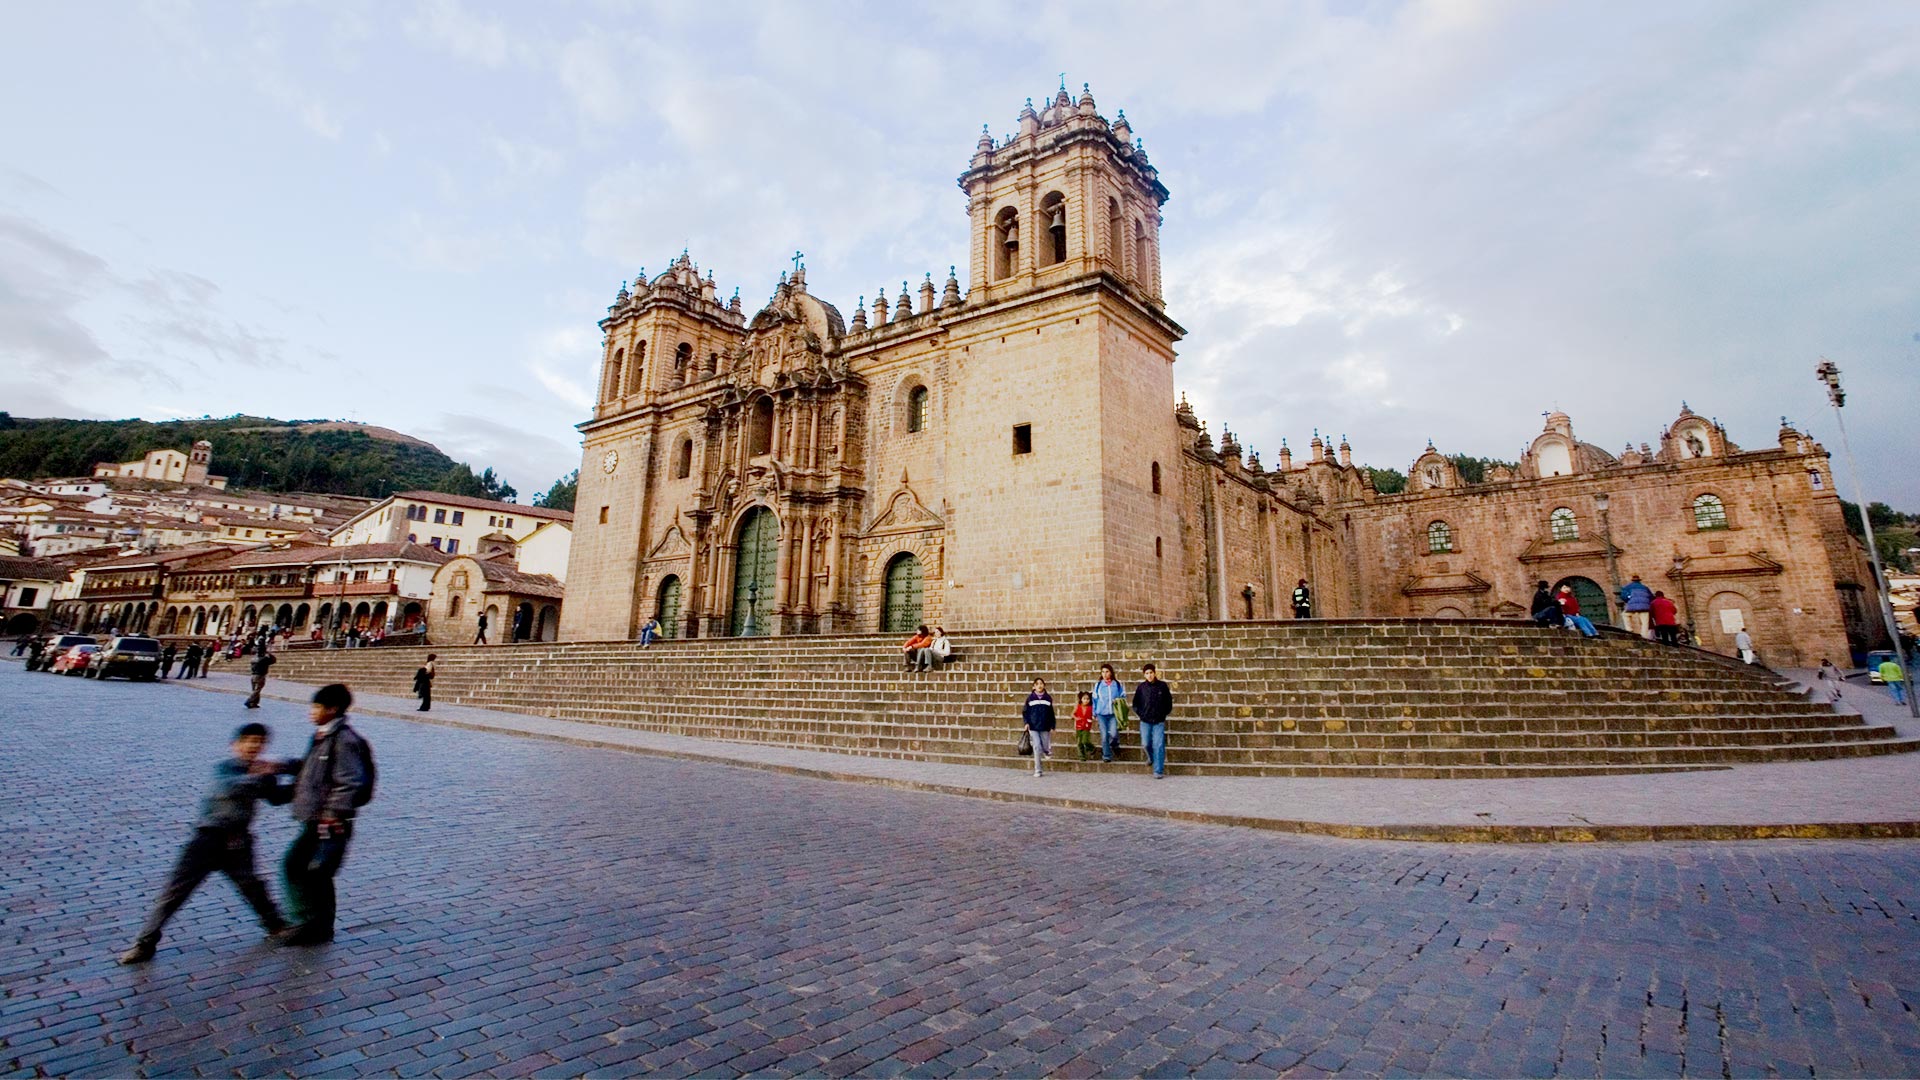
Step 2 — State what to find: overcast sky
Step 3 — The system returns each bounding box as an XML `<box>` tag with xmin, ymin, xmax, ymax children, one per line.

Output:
<box><xmin>3</xmin><ymin>1</ymin><xmax>1915</xmax><ymax>506</ymax></box>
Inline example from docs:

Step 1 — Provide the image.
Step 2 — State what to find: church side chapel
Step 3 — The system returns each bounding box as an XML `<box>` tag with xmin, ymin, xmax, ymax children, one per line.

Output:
<box><xmin>560</xmin><ymin>86</ymin><xmax>1874</xmax><ymax>668</ymax></box>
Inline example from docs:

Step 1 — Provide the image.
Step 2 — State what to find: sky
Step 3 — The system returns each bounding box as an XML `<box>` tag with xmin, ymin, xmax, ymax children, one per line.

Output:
<box><xmin>3</xmin><ymin>1</ymin><xmax>1916</xmax><ymax>507</ymax></box>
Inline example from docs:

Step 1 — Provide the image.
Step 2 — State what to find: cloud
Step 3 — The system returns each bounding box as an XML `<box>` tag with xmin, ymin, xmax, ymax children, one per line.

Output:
<box><xmin>404</xmin><ymin>0</ymin><xmax>512</xmax><ymax>68</ymax></box>
<box><xmin>418</xmin><ymin>412</ymin><xmax>580</xmax><ymax>498</ymax></box>
<box><xmin>526</xmin><ymin>325</ymin><xmax>599</xmax><ymax>412</ymax></box>
<box><xmin>0</xmin><ymin>214</ymin><xmax>293</xmax><ymax>386</ymax></box>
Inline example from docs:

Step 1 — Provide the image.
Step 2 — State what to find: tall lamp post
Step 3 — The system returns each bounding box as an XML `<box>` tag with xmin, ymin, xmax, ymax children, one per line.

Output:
<box><xmin>1671</xmin><ymin>554</ymin><xmax>1696</xmax><ymax>646</ymax></box>
<box><xmin>329</xmin><ymin>551</ymin><xmax>349</xmax><ymax>649</ymax></box>
<box><xmin>1816</xmin><ymin>359</ymin><xmax>1917</xmax><ymax>717</ymax></box>
<box><xmin>744</xmin><ymin>578</ymin><xmax>760</xmax><ymax>638</ymax></box>
<box><xmin>1596</xmin><ymin>492</ymin><xmax>1622</xmax><ymax>626</ymax></box>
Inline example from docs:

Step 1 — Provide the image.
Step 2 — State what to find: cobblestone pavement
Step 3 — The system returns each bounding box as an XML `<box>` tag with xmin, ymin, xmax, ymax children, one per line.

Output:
<box><xmin>5</xmin><ymin>664</ymin><xmax>1920</xmax><ymax>1078</ymax></box>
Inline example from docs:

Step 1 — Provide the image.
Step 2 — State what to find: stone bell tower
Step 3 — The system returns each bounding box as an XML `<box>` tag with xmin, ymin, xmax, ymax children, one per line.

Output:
<box><xmin>939</xmin><ymin>83</ymin><xmax>1190</xmax><ymax>626</ymax></box>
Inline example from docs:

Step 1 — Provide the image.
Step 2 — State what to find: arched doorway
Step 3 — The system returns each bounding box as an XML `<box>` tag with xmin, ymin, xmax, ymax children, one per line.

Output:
<box><xmin>400</xmin><ymin>601</ymin><xmax>422</xmax><ymax>630</ymax></box>
<box><xmin>537</xmin><ymin>604</ymin><xmax>559</xmax><ymax>642</ymax></box>
<box><xmin>293</xmin><ymin>603</ymin><xmax>310</xmax><ymax>628</ymax></box>
<box><xmin>276</xmin><ymin>603</ymin><xmax>294</xmax><ymax>628</ymax></box>
<box><xmin>730</xmin><ymin>507</ymin><xmax>778</xmax><ymax>636</ymax></box>
<box><xmin>6</xmin><ymin>613</ymin><xmax>38</xmax><ymax>635</ymax></box>
<box><xmin>881</xmin><ymin>552</ymin><xmax>923</xmax><ymax>633</ymax></box>
<box><xmin>513</xmin><ymin>602</ymin><xmax>534</xmax><ymax>641</ymax></box>
<box><xmin>192</xmin><ymin>607</ymin><xmax>208</xmax><ymax>635</ymax></box>
<box><xmin>1553</xmin><ymin>576</ymin><xmax>1610</xmax><ymax>625</ymax></box>
<box><xmin>656</xmin><ymin>575</ymin><xmax>683</xmax><ymax>639</ymax></box>
<box><xmin>242</xmin><ymin>605</ymin><xmax>257</xmax><ymax>628</ymax></box>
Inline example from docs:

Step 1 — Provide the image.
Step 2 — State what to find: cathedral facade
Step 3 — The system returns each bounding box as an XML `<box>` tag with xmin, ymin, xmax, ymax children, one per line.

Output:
<box><xmin>560</xmin><ymin>88</ymin><xmax>1874</xmax><ymax>668</ymax></box>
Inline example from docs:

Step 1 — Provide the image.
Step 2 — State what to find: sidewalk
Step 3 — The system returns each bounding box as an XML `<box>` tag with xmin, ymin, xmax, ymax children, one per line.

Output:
<box><xmin>172</xmin><ymin>669</ymin><xmax>1920</xmax><ymax>843</ymax></box>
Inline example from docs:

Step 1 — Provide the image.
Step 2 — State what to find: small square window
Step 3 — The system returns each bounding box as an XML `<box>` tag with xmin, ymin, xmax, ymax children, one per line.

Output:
<box><xmin>451</xmin><ymin>511</ymin><xmax>465</xmax><ymax>525</ymax></box>
<box><xmin>505</xmin><ymin>518</ymin><xmax>513</xmax><ymax>529</ymax></box>
<box><xmin>446</xmin><ymin>539</ymin><xmax>460</xmax><ymax>554</ymax></box>
<box><xmin>429</xmin><ymin>537</ymin><xmax>442</xmax><ymax>550</ymax></box>
<box><xmin>1012</xmin><ymin>424</ymin><xmax>1033</xmax><ymax>455</ymax></box>
<box><xmin>433</xmin><ymin>508</ymin><xmax>447</xmax><ymax>523</ymax></box>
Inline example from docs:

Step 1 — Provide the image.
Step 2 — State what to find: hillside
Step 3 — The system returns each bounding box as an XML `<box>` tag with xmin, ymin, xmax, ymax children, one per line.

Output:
<box><xmin>0</xmin><ymin>414</ymin><xmax>516</xmax><ymax>501</ymax></box>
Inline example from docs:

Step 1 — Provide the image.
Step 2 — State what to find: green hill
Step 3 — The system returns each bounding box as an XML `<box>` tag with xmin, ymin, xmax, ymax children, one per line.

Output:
<box><xmin>0</xmin><ymin>413</ymin><xmax>516</xmax><ymax>501</ymax></box>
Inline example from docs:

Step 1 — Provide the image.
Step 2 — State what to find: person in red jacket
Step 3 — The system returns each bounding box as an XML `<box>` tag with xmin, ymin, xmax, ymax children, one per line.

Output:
<box><xmin>900</xmin><ymin>625</ymin><xmax>931</xmax><ymax>671</ymax></box>
<box><xmin>1650</xmin><ymin>590</ymin><xmax>1680</xmax><ymax>645</ymax></box>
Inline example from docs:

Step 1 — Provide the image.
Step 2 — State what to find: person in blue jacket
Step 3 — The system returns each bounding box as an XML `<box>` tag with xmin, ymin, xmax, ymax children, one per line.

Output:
<box><xmin>1023</xmin><ymin>678</ymin><xmax>1056</xmax><ymax>777</ymax></box>
<box><xmin>1619</xmin><ymin>574</ymin><xmax>1654</xmax><ymax>638</ymax></box>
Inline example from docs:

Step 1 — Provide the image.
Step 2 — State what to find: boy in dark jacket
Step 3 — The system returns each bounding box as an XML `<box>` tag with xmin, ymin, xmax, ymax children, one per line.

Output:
<box><xmin>118</xmin><ymin>722</ymin><xmax>291</xmax><ymax>963</ymax></box>
<box><xmin>278</xmin><ymin>683</ymin><xmax>375</xmax><ymax>946</ymax></box>
<box><xmin>1133</xmin><ymin>664</ymin><xmax>1175</xmax><ymax>778</ymax></box>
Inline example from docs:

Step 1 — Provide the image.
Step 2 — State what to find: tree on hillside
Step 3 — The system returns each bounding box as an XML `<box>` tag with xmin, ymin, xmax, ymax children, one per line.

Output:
<box><xmin>534</xmin><ymin>470</ymin><xmax>578</xmax><ymax>512</ymax></box>
<box><xmin>1839</xmin><ymin>498</ymin><xmax>1919</xmax><ymax>572</ymax></box>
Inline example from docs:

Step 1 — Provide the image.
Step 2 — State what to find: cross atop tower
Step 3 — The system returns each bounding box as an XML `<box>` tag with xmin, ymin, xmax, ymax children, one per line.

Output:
<box><xmin>791</xmin><ymin>250</ymin><xmax>805</xmax><ymax>273</ymax></box>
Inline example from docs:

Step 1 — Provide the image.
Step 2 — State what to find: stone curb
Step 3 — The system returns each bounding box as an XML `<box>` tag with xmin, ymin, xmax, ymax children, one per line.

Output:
<box><xmin>173</xmin><ymin>678</ymin><xmax>1920</xmax><ymax>845</ymax></box>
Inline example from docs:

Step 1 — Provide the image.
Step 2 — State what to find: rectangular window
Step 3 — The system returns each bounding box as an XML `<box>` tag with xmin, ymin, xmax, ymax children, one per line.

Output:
<box><xmin>1012</xmin><ymin>423</ymin><xmax>1033</xmax><ymax>455</ymax></box>
<box><xmin>488</xmin><ymin>515</ymin><xmax>496</xmax><ymax>526</ymax></box>
<box><xmin>429</xmin><ymin>537</ymin><xmax>442</xmax><ymax>550</ymax></box>
<box><xmin>19</xmin><ymin>587</ymin><xmax>36</xmax><ymax>606</ymax></box>
<box><xmin>505</xmin><ymin>517</ymin><xmax>513</xmax><ymax>529</ymax></box>
<box><xmin>1809</xmin><ymin>471</ymin><xmax>1824</xmax><ymax>490</ymax></box>
<box><xmin>446</xmin><ymin>539</ymin><xmax>460</xmax><ymax>554</ymax></box>
<box><xmin>451</xmin><ymin>511</ymin><xmax>464</xmax><ymax>525</ymax></box>
<box><xmin>352</xmin><ymin>570</ymin><xmax>369</xmax><ymax>582</ymax></box>
<box><xmin>433</xmin><ymin>508</ymin><xmax>447</xmax><ymax>524</ymax></box>
<box><xmin>598</xmin><ymin>506</ymin><xmax>609</xmax><ymax>524</ymax></box>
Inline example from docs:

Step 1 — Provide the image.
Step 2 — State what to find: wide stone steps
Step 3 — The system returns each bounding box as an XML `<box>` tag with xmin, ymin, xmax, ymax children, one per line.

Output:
<box><xmin>258</xmin><ymin>618</ymin><xmax>1911</xmax><ymax>778</ymax></box>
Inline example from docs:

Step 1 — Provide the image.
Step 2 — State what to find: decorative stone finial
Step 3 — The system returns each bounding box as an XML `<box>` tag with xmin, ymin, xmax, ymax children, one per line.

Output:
<box><xmin>851</xmin><ymin>296</ymin><xmax>867</xmax><ymax>332</ymax></box>
<box><xmin>942</xmin><ymin>265</ymin><xmax>961</xmax><ymax>308</ymax></box>
<box><xmin>872</xmin><ymin>288</ymin><xmax>888</xmax><ymax>324</ymax></box>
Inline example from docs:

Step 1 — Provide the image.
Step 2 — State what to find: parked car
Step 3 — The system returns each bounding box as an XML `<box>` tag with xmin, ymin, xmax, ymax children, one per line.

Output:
<box><xmin>90</xmin><ymin>636</ymin><xmax>163</xmax><ymax>680</ymax></box>
<box><xmin>49</xmin><ymin>644</ymin><xmax>100</xmax><ymax>675</ymax></box>
<box><xmin>31</xmin><ymin>634</ymin><xmax>96</xmax><ymax>672</ymax></box>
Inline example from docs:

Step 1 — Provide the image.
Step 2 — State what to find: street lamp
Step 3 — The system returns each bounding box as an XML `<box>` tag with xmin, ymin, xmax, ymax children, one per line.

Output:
<box><xmin>1671</xmin><ymin>553</ymin><xmax>1696</xmax><ymax>646</ymax></box>
<box><xmin>1816</xmin><ymin>359</ymin><xmax>1917</xmax><ymax>716</ymax></box>
<box><xmin>1595</xmin><ymin>492</ymin><xmax>1621</xmax><ymax>626</ymax></box>
<box><xmin>329</xmin><ymin>551</ymin><xmax>349</xmax><ymax>649</ymax></box>
<box><xmin>744</xmin><ymin>577</ymin><xmax>760</xmax><ymax>637</ymax></box>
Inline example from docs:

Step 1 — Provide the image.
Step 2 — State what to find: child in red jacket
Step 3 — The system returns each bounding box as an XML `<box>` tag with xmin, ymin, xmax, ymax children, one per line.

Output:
<box><xmin>1073</xmin><ymin>691</ymin><xmax>1095</xmax><ymax>760</ymax></box>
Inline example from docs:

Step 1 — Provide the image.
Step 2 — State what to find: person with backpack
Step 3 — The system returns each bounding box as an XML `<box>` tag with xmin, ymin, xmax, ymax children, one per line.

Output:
<box><xmin>277</xmin><ymin>683</ymin><xmax>375</xmax><ymax>947</ymax></box>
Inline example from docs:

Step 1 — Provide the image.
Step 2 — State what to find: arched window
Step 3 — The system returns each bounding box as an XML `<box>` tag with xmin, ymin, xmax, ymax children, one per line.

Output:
<box><xmin>606</xmin><ymin>348</ymin><xmax>624</xmax><ymax>401</ymax></box>
<box><xmin>749</xmin><ymin>398</ymin><xmax>774</xmax><ymax>457</ymax></box>
<box><xmin>1040</xmin><ymin>191</ymin><xmax>1066</xmax><ymax>265</ymax></box>
<box><xmin>1107</xmin><ymin>197</ymin><xmax>1122</xmax><ymax>268</ymax></box>
<box><xmin>907</xmin><ymin>386</ymin><xmax>928</xmax><ymax>433</ymax></box>
<box><xmin>993</xmin><ymin>207</ymin><xmax>1019</xmax><ymax>280</ymax></box>
<box><xmin>1151</xmin><ymin>461</ymin><xmax>1162</xmax><ymax>495</ymax></box>
<box><xmin>673</xmin><ymin>342</ymin><xmax>692</xmax><ymax>386</ymax></box>
<box><xmin>1427</xmin><ymin>520</ymin><xmax>1453</xmax><ymax>553</ymax></box>
<box><xmin>1549</xmin><ymin>507</ymin><xmax>1579</xmax><ymax>541</ymax></box>
<box><xmin>706</xmin><ymin>351</ymin><xmax>719</xmax><ymax>376</ymax></box>
<box><xmin>1693</xmin><ymin>493</ymin><xmax>1729</xmax><ymax>531</ymax></box>
<box><xmin>1133</xmin><ymin>219</ymin><xmax>1148</xmax><ymax>283</ymax></box>
<box><xmin>629</xmin><ymin>340</ymin><xmax>645</xmax><ymax>394</ymax></box>
<box><xmin>448</xmin><ymin>595</ymin><xmax>462</xmax><ymax>618</ymax></box>
<box><xmin>675</xmin><ymin>438</ymin><xmax>694</xmax><ymax>479</ymax></box>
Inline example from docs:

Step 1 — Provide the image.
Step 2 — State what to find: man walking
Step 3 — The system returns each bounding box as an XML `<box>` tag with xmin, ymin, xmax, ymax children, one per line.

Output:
<box><xmin>473</xmin><ymin>611</ymin><xmax>489</xmax><ymax>646</ymax></box>
<box><xmin>1882</xmin><ymin>655</ymin><xmax>1908</xmax><ymax>706</ymax></box>
<box><xmin>1734</xmin><ymin>628</ymin><xmax>1755</xmax><ymax>665</ymax></box>
<box><xmin>182</xmin><ymin>642</ymin><xmax>203</xmax><ymax>679</ymax></box>
<box><xmin>279</xmin><ymin>684</ymin><xmax>375</xmax><ymax>947</ymax></box>
<box><xmin>1650</xmin><ymin>591</ymin><xmax>1680</xmax><ymax>645</ymax></box>
<box><xmin>1291</xmin><ymin>579</ymin><xmax>1312</xmax><ymax>619</ymax></box>
<box><xmin>1090</xmin><ymin>663</ymin><xmax>1125</xmax><ymax>763</ymax></box>
<box><xmin>159</xmin><ymin>642</ymin><xmax>177</xmax><ymax>679</ymax></box>
<box><xmin>244</xmin><ymin>648</ymin><xmax>276</xmax><ymax>709</ymax></box>
<box><xmin>1132</xmin><ymin>663</ymin><xmax>1174</xmax><ymax>779</ymax></box>
<box><xmin>1619</xmin><ymin>575</ymin><xmax>1654</xmax><ymax>638</ymax></box>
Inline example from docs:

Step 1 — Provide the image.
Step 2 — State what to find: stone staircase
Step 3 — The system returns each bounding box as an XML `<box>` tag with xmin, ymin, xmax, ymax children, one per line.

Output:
<box><xmin>260</xmin><ymin>620</ymin><xmax>1919</xmax><ymax>779</ymax></box>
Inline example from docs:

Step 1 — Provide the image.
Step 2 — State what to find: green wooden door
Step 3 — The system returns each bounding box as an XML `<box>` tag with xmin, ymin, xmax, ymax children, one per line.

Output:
<box><xmin>881</xmin><ymin>553</ymin><xmax>923</xmax><ymax>633</ymax></box>
<box><xmin>730</xmin><ymin>508</ymin><xmax>778</xmax><ymax>636</ymax></box>
<box><xmin>1555</xmin><ymin>576</ymin><xmax>1611</xmax><ymax>625</ymax></box>
<box><xmin>657</xmin><ymin>575</ymin><xmax>682</xmax><ymax>639</ymax></box>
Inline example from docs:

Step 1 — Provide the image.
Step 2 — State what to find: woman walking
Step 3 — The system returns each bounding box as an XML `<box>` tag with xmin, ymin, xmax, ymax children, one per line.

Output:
<box><xmin>414</xmin><ymin>653</ymin><xmax>436</xmax><ymax>712</ymax></box>
<box><xmin>1023</xmin><ymin>678</ymin><xmax>1056</xmax><ymax>777</ymax></box>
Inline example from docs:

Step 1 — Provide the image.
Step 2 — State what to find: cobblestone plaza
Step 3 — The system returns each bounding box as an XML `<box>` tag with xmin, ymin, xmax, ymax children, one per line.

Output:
<box><xmin>5</xmin><ymin>664</ymin><xmax>1920</xmax><ymax>1077</ymax></box>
